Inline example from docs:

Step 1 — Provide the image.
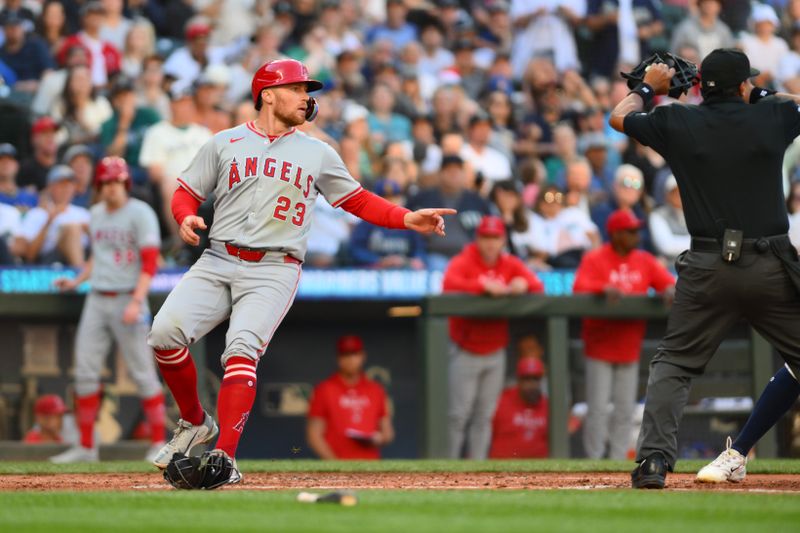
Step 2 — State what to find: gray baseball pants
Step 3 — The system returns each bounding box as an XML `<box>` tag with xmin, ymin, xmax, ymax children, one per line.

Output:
<box><xmin>583</xmin><ymin>357</ymin><xmax>639</xmax><ymax>460</ymax></box>
<box><xmin>448</xmin><ymin>345</ymin><xmax>506</xmax><ymax>459</ymax></box>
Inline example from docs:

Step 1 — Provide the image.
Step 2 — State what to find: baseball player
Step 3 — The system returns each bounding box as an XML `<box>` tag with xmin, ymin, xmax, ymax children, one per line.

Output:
<box><xmin>51</xmin><ymin>156</ymin><xmax>165</xmax><ymax>464</ymax></box>
<box><xmin>148</xmin><ymin>58</ymin><xmax>454</xmax><ymax>486</ymax></box>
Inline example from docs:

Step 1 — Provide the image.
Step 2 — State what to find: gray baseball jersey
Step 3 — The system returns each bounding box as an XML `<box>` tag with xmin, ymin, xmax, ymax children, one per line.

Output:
<box><xmin>73</xmin><ymin>198</ymin><xmax>162</xmax><ymax>399</ymax></box>
<box><xmin>178</xmin><ymin>121</ymin><xmax>362</xmax><ymax>261</ymax></box>
<box><xmin>89</xmin><ymin>198</ymin><xmax>161</xmax><ymax>291</ymax></box>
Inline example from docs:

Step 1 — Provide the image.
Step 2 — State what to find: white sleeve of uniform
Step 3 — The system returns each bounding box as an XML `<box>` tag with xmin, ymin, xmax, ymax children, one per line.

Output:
<box><xmin>177</xmin><ymin>137</ymin><xmax>220</xmax><ymax>202</ymax></box>
<box><xmin>315</xmin><ymin>144</ymin><xmax>363</xmax><ymax>208</ymax></box>
<box><xmin>133</xmin><ymin>203</ymin><xmax>162</xmax><ymax>249</ymax></box>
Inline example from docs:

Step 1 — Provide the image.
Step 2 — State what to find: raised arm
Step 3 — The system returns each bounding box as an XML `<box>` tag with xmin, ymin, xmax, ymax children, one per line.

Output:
<box><xmin>609</xmin><ymin>63</ymin><xmax>675</xmax><ymax>133</ymax></box>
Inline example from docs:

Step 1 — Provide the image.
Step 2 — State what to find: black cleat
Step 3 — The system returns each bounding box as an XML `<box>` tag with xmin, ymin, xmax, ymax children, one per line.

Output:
<box><xmin>631</xmin><ymin>453</ymin><xmax>669</xmax><ymax>489</ymax></box>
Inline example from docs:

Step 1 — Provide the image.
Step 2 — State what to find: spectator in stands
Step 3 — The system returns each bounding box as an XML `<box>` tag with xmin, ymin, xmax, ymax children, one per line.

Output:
<box><xmin>340</xmin><ymin>103</ymin><xmax>378</xmax><ymax>183</ymax></box>
<box><xmin>306</xmin><ymin>195</ymin><xmax>358</xmax><ymax>267</ymax></box>
<box><xmin>407</xmin><ymin>155</ymin><xmax>491</xmax><ymax>270</ymax></box>
<box><xmin>320</xmin><ymin>0</ymin><xmax>363</xmax><ymax>57</ymax></box>
<box><xmin>777</xmin><ymin>23</ymin><xmax>800</xmax><ymax>92</ymax></box>
<box><xmin>19</xmin><ymin>116</ymin><xmax>60</xmax><ymax>191</ymax></box>
<box><xmin>99</xmin><ymin>0</ymin><xmax>133</xmax><ymax>52</ymax></box>
<box><xmin>62</xmin><ymin>144</ymin><xmax>94</xmax><ymax>208</ymax></box>
<box><xmin>366</xmin><ymin>0</ymin><xmax>417</xmax><ymax>50</ymax></box>
<box><xmin>739</xmin><ymin>3</ymin><xmax>788</xmax><ymax>89</ymax></box>
<box><xmin>670</xmin><ymin>0</ymin><xmax>734</xmax><ymax>60</ymax></box>
<box><xmin>0</xmin><ymin>13</ymin><xmax>55</xmax><ymax>95</ymax></box>
<box><xmin>573</xmin><ymin>209</ymin><xmax>675</xmax><ymax>459</ymax></box>
<box><xmin>649</xmin><ymin>175</ymin><xmax>690</xmax><ymax>264</ymax></box>
<box><xmin>489</xmin><ymin>179</ymin><xmax>530</xmax><ymax>258</ymax></box>
<box><xmin>544</xmin><ymin>123</ymin><xmax>579</xmax><ymax>186</ymax></box>
<box><xmin>564</xmin><ymin>157</ymin><xmax>597</xmax><ymax>215</ymax></box>
<box><xmin>56</xmin><ymin>1</ymin><xmax>121</xmax><ymax>87</ymax></box>
<box><xmin>0</xmin><ymin>180</ymin><xmax>22</xmax><ymax>264</ymax></box>
<box><xmin>0</xmin><ymin>0</ymin><xmax>36</xmax><ymax>30</ymax></box>
<box><xmin>489</xmin><ymin>357</ymin><xmax>549</xmax><ymax>458</ymax></box>
<box><xmin>99</xmin><ymin>76</ymin><xmax>160</xmax><ymax>177</ymax></box>
<box><xmin>36</xmin><ymin>0</ymin><xmax>69</xmax><ymax>55</ymax></box>
<box><xmin>139</xmin><ymin>85</ymin><xmax>212</xmax><ymax>246</ymax></box>
<box><xmin>787</xmin><ymin>181</ymin><xmax>800</xmax><ymax>252</ymax></box>
<box><xmin>366</xmin><ymin>83</ymin><xmax>412</xmax><ymax>150</ymax></box>
<box><xmin>349</xmin><ymin>180</ymin><xmax>426</xmax><ymax>268</ymax></box>
<box><xmin>0</xmin><ymin>143</ymin><xmax>37</xmax><ymax>209</ymax></box>
<box><xmin>119</xmin><ymin>19</ymin><xmax>156</xmax><ymax>79</ymax></box>
<box><xmin>579</xmin><ymin>131</ymin><xmax>616</xmax><ymax>197</ymax></box>
<box><xmin>163</xmin><ymin>18</ymin><xmax>225</xmax><ymax>94</ymax></box>
<box><xmin>23</xmin><ymin>394</ymin><xmax>69</xmax><ymax>444</ymax></box>
<box><xmin>460</xmin><ymin>112</ymin><xmax>513</xmax><ymax>191</ymax></box>
<box><xmin>193</xmin><ymin>65</ymin><xmax>232</xmax><ymax>133</ymax></box>
<box><xmin>418</xmin><ymin>21</ymin><xmax>454</xmax><ymax>78</ymax></box>
<box><xmin>485</xmin><ymin>90</ymin><xmax>517</xmax><ymax>161</ymax></box>
<box><xmin>591</xmin><ymin>164</ymin><xmax>651</xmax><ymax>247</ymax></box>
<box><xmin>510</xmin><ymin>0</ymin><xmax>582</xmax><ymax>78</ymax></box>
<box><xmin>52</xmin><ymin>63</ymin><xmax>112</xmax><ymax>146</ymax></box>
<box><xmin>307</xmin><ymin>335</ymin><xmax>394</xmax><ymax>459</ymax></box>
<box><xmin>135</xmin><ymin>55</ymin><xmax>170</xmax><ymax>121</ymax></box>
<box><xmin>622</xmin><ymin>138</ymin><xmax>668</xmax><ymax>199</ymax></box>
<box><xmin>526</xmin><ymin>184</ymin><xmax>600</xmax><ymax>269</ymax></box>
<box><xmin>450</xmin><ymin>37</ymin><xmax>487</xmax><ymax>100</ymax></box>
<box><xmin>13</xmin><ymin>165</ymin><xmax>90</xmax><ymax>266</ymax></box>
<box><xmin>443</xmin><ymin>215</ymin><xmax>544</xmax><ymax>459</ymax></box>
<box><xmin>31</xmin><ymin>44</ymin><xmax>90</xmax><ymax>118</ymax></box>
<box><xmin>405</xmin><ymin>113</ymin><xmax>442</xmax><ymax>186</ymax></box>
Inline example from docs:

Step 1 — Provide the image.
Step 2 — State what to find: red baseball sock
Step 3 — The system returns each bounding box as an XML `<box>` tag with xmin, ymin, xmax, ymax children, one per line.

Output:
<box><xmin>75</xmin><ymin>391</ymin><xmax>101</xmax><ymax>449</ymax></box>
<box><xmin>141</xmin><ymin>393</ymin><xmax>166</xmax><ymax>444</ymax></box>
<box><xmin>154</xmin><ymin>347</ymin><xmax>204</xmax><ymax>426</ymax></box>
<box><xmin>215</xmin><ymin>356</ymin><xmax>258</xmax><ymax>458</ymax></box>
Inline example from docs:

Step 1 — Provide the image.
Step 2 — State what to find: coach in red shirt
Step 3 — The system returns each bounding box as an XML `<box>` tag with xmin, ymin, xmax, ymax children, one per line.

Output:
<box><xmin>443</xmin><ymin>215</ymin><xmax>544</xmax><ymax>459</ymax></box>
<box><xmin>573</xmin><ymin>209</ymin><xmax>675</xmax><ymax>460</ymax></box>
<box><xmin>306</xmin><ymin>335</ymin><xmax>394</xmax><ymax>460</ymax></box>
<box><xmin>490</xmin><ymin>357</ymin><xmax>549</xmax><ymax>458</ymax></box>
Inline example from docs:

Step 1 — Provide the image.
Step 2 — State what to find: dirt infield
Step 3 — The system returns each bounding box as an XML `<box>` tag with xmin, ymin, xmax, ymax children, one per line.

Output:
<box><xmin>2</xmin><ymin>471</ymin><xmax>800</xmax><ymax>492</ymax></box>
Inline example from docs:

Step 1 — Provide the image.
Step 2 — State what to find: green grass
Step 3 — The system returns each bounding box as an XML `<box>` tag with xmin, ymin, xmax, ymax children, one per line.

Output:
<box><xmin>2</xmin><ymin>490</ymin><xmax>800</xmax><ymax>533</ymax></box>
<box><xmin>3</xmin><ymin>458</ymin><xmax>800</xmax><ymax>475</ymax></box>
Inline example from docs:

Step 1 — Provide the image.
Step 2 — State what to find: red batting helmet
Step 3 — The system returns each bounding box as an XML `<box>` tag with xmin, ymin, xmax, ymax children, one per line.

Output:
<box><xmin>94</xmin><ymin>156</ymin><xmax>131</xmax><ymax>190</ymax></box>
<box><xmin>251</xmin><ymin>59</ymin><xmax>323</xmax><ymax>105</ymax></box>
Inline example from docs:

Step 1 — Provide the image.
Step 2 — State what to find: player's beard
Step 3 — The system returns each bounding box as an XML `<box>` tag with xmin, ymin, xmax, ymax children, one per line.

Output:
<box><xmin>274</xmin><ymin>105</ymin><xmax>305</xmax><ymax>127</ymax></box>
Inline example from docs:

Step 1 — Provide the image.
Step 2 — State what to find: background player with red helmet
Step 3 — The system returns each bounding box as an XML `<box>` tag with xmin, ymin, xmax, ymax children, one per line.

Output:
<box><xmin>150</xmin><ymin>58</ymin><xmax>454</xmax><ymax>488</ymax></box>
<box><xmin>51</xmin><ymin>156</ymin><xmax>165</xmax><ymax>463</ymax></box>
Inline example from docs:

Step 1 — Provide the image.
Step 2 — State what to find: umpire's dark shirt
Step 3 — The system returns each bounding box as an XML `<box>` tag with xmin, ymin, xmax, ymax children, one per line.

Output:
<box><xmin>624</xmin><ymin>96</ymin><xmax>800</xmax><ymax>239</ymax></box>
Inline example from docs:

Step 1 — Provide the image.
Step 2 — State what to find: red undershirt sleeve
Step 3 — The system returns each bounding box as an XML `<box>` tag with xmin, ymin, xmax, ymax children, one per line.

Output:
<box><xmin>139</xmin><ymin>247</ymin><xmax>159</xmax><ymax>276</ymax></box>
<box><xmin>171</xmin><ymin>187</ymin><xmax>202</xmax><ymax>226</ymax></box>
<box><xmin>339</xmin><ymin>189</ymin><xmax>409</xmax><ymax>229</ymax></box>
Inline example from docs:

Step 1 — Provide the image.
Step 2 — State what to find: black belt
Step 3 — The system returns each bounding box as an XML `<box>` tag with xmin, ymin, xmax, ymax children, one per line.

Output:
<box><xmin>690</xmin><ymin>235</ymin><xmax>792</xmax><ymax>254</ymax></box>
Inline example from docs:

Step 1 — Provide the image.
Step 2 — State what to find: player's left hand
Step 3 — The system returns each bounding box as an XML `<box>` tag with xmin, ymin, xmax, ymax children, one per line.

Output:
<box><xmin>122</xmin><ymin>300</ymin><xmax>141</xmax><ymax>325</ymax></box>
<box><xmin>404</xmin><ymin>208</ymin><xmax>457</xmax><ymax>236</ymax></box>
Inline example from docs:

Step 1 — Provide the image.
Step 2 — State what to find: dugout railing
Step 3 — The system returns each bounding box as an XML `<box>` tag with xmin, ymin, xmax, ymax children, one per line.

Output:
<box><xmin>420</xmin><ymin>294</ymin><xmax>778</xmax><ymax>459</ymax></box>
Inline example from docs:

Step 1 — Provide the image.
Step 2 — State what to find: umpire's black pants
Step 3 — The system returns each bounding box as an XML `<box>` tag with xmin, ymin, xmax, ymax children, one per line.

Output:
<box><xmin>636</xmin><ymin>236</ymin><xmax>800</xmax><ymax>466</ymax></box>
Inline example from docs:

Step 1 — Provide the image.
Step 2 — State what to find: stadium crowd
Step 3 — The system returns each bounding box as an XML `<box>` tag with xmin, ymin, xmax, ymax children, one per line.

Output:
<box><xmin>1</xmin><ymin>0</ymin><xmax>800</xmax><ymax>269</ymax></box>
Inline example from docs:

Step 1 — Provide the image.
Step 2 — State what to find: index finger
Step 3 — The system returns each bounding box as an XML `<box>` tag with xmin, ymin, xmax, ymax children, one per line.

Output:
<box><xmin>428</xmin><ymin>208</ymin><xmax>458</xmax><ymax>215</ymax></box>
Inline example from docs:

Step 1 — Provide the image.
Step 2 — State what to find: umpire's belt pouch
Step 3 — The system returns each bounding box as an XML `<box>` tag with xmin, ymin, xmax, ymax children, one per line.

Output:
<box><xmin>722</xmin><ymin>229</ymin><xmax>743</xmax><ymax>263</ymax></box>
<box><xmin>770</xmin><ymin>238</ymin><xmax>800</xmax><ymax>297</ymax></box>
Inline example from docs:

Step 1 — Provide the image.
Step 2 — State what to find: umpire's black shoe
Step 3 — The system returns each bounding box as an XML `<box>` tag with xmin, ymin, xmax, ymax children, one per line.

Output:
<box><xmin>631</xmin><ymin>453</ymin><xmax>669</xmax><ymax>489</ymax></box>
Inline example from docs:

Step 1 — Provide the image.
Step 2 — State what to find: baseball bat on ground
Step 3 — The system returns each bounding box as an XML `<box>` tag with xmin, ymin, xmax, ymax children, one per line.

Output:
<box><xmin>296</xmin><ymin>491</ymin><xmax>358</xmax><ymax>506</ymax></box>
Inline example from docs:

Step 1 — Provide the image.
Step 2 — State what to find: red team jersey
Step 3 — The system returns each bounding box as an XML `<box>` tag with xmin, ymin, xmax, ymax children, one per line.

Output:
<box><xmin>573</xmin><ymin>244</ymin><xmax>675</xmax><ymax>363</ymax></box>
<box><xmin>308</xmin><ymin>374</ymin><xmax>388</xmax><ymax>459</ymax></box>
<box><xmin>443</xmin><ymin>243</ymin><xmax>544</xmax><ymax>354</ymax></box>
<box><xmin>489</xmin><ymin>387</ymin><xmax>549</xmax><ymax>458</ymax></box>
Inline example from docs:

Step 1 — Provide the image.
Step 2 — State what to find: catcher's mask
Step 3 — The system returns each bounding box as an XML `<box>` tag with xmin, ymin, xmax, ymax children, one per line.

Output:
<box><xmin>621</xmin><ymin>52</ymin><xmax>699</xmax><ymax>99</ymax></box>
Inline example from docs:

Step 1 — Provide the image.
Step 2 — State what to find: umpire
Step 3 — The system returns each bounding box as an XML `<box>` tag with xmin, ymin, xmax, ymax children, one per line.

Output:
<box><xmin>609</xmin><ymin>48</ymin><xmax>800</xmax><ymax>489</ymax></box>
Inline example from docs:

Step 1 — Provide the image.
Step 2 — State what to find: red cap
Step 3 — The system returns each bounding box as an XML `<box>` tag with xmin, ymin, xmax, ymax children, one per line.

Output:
<box><xmin>606</xmin><ymin>209</ymin><xmax>643</xmax><ymax>234</ymax></box>
<box><xmin>34</xmin><ymin>394</ymin><xmax>67</xmax><ymax>415</ymax></box>
<box><xmin>31</xmin><ymin>116</ymin><xmax>58</xmax><ymax>135</ymax></box>
<box><xmin>337</xmin><ymin>335</ymin><xmax>364</xmax><ymax>355</ymax></box>
<box><xmin>516</xmin><ymin>357</ymin><xmax>545</xmax><ymax>378</ymax></box>
<box><xmin>185</xmin><ymin>22</ymin><xmax>211</xmax><ymax>40</ymax></box>
<box><xmin>476</xmin><ymin>215</ymin><xmax>506</xmax><ymax>237</ymax></box>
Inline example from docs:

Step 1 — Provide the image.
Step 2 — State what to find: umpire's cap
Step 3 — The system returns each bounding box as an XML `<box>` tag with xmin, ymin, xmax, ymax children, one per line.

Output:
<box><xmin>700</xmin><ymin>49</ymin><xmax>759</xmax><ymax>91</ymax></box>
